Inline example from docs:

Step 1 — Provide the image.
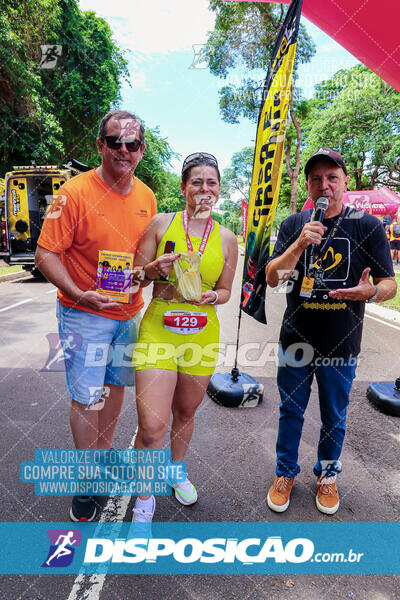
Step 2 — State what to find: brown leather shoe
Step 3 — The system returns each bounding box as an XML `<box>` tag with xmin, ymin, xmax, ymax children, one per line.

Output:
<box><xmin>267</xmin><ymin>476</ymin><xmax>294</xmax><ymax>512</ymax></box>
<box><xmin>316</xmin><ymin>475</ymin><xmax>339</xmax><ymax>514</ymax></box>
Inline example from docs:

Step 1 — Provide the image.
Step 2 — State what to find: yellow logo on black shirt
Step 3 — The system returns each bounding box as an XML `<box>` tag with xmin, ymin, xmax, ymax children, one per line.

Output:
<box><xmin>314</xmin><ymin>246</ymin><xmax>343</xmax><ymax>272</ymax></box>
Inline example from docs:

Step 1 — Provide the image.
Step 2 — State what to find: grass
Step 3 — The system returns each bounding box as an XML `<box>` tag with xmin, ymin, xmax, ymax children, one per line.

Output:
<box><xmin>0</xmin><ymin>264</ymin><xmax>24</xmax><ymax>276</ymax></box>
<box><xmin>377</xmin><ymin>272</ymin><xmax>400</xmax><ymax>312</ymax></box>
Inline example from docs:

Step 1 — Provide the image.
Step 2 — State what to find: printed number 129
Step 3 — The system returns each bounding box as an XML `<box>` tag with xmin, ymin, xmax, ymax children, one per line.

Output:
<box><xmin>174</xmin><ymin>316</ymin><xmax>197</xmax><ymax>326</ymax></box>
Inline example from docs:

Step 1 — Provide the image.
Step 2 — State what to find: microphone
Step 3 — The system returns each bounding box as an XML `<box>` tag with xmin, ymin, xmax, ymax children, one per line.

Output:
<box><xmin>309</xmin><ymin>197</ymin><xmax>329</xmax><ymax>274</ymax></box>
<box><xmin>313</xmin><ymin>196</ymin><xmax>329</xmax><ymax>222</ymax></box>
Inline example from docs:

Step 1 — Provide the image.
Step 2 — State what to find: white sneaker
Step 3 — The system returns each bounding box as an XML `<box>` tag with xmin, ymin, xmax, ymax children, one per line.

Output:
<box><xmin>128</xmin><ymin>496</ymin><xmax>155</xmax><ymax>539</ymax></box>
<box><xmin>172</xmin><ymin>478</ymin><xmax>198</xmax><ymax>505</ymax></box>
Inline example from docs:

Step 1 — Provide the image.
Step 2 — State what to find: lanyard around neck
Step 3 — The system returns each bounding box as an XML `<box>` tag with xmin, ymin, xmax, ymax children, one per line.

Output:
<box><xmin>182</xmin><ymin>210</ymin><xmax>213</xmax><ymax>257</ymax></box>
<box><xmin>312</xmin><ymin>205</ymin><xmax>347</xmax><ymax>264</ymax></box>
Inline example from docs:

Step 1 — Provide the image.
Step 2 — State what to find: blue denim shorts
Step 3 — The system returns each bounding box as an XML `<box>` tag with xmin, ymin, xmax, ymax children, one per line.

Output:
<box><xmin>56</xmin><ymin>300</ymin><xmax>140</xmax><ymax>405</ymax></box>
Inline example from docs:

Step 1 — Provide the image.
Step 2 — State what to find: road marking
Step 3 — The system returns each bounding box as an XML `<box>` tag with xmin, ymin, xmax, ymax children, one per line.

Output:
<box><xmin>0</xmin><ymin>298</ymin><xmax>33</xmax><ymax>312</ymax></box>
<box><xmin>366</xmin><ymin>313</ymin><xmax>400</xmax><ymax>331</ymax></box>
<box><xmin>46</xmin><ymin>288</ymin><xmax>57</xmax><ymax>294</ymax></box>
<box><xmin>67</xmin><ymin>428</ymin><xmax>138</xmax><ymax>600</ymax></box>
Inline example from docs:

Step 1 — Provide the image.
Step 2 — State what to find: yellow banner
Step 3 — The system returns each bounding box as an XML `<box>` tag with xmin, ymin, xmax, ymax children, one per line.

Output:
<box><xmin>241</xmin><ymin>0</ymin><xmax>302</xmax><ymax>323</ymax></box>
<box><xmin>248</xmin><ymin>42</ymin><xmax>297</xmax><ymax>246</ymax></box>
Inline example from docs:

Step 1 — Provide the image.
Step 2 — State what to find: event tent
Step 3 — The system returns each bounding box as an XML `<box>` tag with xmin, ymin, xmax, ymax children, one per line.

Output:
<box><xmin>302</xmin><ymin>187</ymin><xmax>400</xmax><ymax>217</ymax></box>
<box><xmin>241</xmin><ymin>0</ymin><xmax>400</xmax><ymax>92</ymax></box>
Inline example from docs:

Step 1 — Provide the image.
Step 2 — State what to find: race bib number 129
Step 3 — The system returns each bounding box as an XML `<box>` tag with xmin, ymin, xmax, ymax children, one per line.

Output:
<box><xmin>163</xmin><ymin>311</ymin><xmax>207</xmax><ymax>334</ymax></box>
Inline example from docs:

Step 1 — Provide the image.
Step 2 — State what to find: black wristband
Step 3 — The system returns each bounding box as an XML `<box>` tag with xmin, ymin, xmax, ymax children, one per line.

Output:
<box><xmin>142</xmin><ymin>267</ymin><xmax>155</xmax><ymax>281</ymax></box>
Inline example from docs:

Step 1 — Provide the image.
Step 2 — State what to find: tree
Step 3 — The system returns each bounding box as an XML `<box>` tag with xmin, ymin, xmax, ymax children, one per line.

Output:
<box><xmin>220</xmin><ymin>146</ymin><xmax>253</xmax><ymax>201</ymax></box>
<box><xmin>0</xmin><ymin>0</ymin><xmax>128</xmax><ymax>174</ymax></box>
<box><xmin>220</xmin><ymin>205</ymin><xmax>242</xmax><ymax>235</ymax></box>
<box><xmin>0</xmin><ymin>1</ymin><xmax>187</xmax><ymax>220</ymax></box>
<box><xmin>206</xmin><ymin>1</ymin><xmax>315</xmax><ymax>122</ymax></box>
<box><xmin>205</xmin><ymin>1</ymin><xmax>316</xmax><ymax>212</ymax></box>
<box><xmin>154</xmin><ymin>171</ymin><xmax>186</xmax><ymax>214</ymax></box>
<box><xmin>43</xmin><ymin>0</ymin><xmax>129</xmax><ymax>165</ymax></box>
<box><xmin>135</xmin><ymin>126</ymin><xmax>182</xmax><ymax>208</ymax></box>
<box><xmin>303</xmin><ymin>65</ymin><xmax>400</xmax><ymax>190</ymax></box>
<box><xmin>220</xmin><ymin>144</ymin><xmax>292</xmax><ymax>233</ymax></box>
<box><xmin>0</xmin><ymin>1</ymin><xmax>64</xmax><ymax>173</ymax></box>
<box><xmin>219</xmin><ymin>148</ymin><xmax>250</xmax><ymax>235</ymax></box>
<box><xmin>283</xmin><ymin>93</ymin><xmax>312</xmax><ymax>212</ymax></box>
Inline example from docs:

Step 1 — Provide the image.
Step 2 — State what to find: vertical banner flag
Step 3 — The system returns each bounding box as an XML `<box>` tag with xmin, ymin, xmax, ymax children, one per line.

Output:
<box><xmin>241</xmin><ymin>200</ymin><xmax>248</xmax><ymax>243</ymax></box>
<box><xmin>241</xmin><ymin>0</ymin><xmax>302</xmax><ymax>323</ymax></box>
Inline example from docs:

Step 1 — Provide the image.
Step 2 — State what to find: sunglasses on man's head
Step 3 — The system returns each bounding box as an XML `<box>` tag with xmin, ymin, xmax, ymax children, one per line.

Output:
<box><xmin>103</xmin><ymin>135</ymin><xmax>142</xmax><ymax>152</ymax></box>
<box><xmin>182</xmin><ymin>152</ymin><xmax>218</xmax><ymax>173</ymax></box>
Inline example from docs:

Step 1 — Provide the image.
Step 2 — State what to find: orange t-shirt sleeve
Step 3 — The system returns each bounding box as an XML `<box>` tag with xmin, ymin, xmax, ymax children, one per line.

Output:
<box><xmin>38</xmin><ymin>189</ymin><xmax>77</xmax><ymax>253</ymax></box>
<box><xmin>151</xmin><ymin>192</ymin><xmax>158</xmax><ymax>216</ymax></box>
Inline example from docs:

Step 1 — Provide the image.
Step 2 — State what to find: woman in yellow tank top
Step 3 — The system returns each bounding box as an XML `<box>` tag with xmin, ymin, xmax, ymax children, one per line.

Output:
<box><xmin>129</xmin><ymin>153</ymin><xmax>238</xmax><ymax>531</ymax></box>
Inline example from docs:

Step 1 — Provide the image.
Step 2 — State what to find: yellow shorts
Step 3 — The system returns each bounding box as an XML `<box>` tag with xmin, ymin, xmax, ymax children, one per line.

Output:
<box><xmin>132</xmin><ymin>298</ymin><xmax>220</xmax><ymax>376</ymax></box>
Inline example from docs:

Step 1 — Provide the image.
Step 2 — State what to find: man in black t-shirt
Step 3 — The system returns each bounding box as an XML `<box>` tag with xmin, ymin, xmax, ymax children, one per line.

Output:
<box><xmin>265</xmin><ymin>148</ymin><xmax>397</xmax><ymax>516</ymax></box>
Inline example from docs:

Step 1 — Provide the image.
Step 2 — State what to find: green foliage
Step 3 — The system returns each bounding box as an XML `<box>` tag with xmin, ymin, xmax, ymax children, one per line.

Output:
<box><xmin>219</xmin><ymin>147</ymin><xmax>250</xmax><ymax>233</ymax></box>
<box><xmin>205</xmin><ymin>0</ymin><xmax>316</xmax><ymax>124</ymax></box>
<box><xmin>0</xmin><ymin>0</ymin><xmax>128</xmax><ymax>175</ymax></box>
<box><xmin>221</xmin><ymin>210</ymin><xmax>242</xmax><ymax>235</ymax></box>
<box><xmin>277</xmin><ymin>161</ymin><xmax>293</xmax><ymax>208</ymax></box>
<box><xmin>45</xmin><ymin>0</ymin><xmax>129</xmax><ymax>165</ymax></box>
<box><xmin>216</xmin><ymin>198</ymin><xmax>242</xmax><ymax>234</ymax></box>
<box><xmin>205</xmin><ymin>1</ymin><xmax>315</xmax><ymax>214</ymax></box>
<box><xmin>272</xmin><ymin>202</ymin><xmax>291</xmax><ymax>231</ymax></box>
<box><xmin>0</xmin><ymin>1</ymin><xmax>63</xmax><ymax>172</ymax></box>
<box><xmin>220</xmin><ymin>144</ymin><xmax>292</xmax><ymax>232</ymax></box>
<box><xmin>211</xmin><ymin>211</ymin><xmax>223</xmax><ymax>225</ymax></box>
<box><xmin>135</xmin><ymin>127</ymin><xmax>183</xmax><ymax>212</ymax></box>
<box><xmin>303</xmin><ymin>65</ymin><xmax>400</xmax><ymax>190</ymax></box>
<box><xmin>0</xmin><ymin>1</ymin><xmax>186</xmax><ymax>214</ymax></box>
<box><xmin>220</xmin><ymin>146</ymin><xmax>253</xmax><ymax>201</ymax></box>
<box><xmin>219</xmin><ymin>198</ymin><xmax>240</xmax><ymax>212</ymax></box>
<box><xmin>154</xmin><ymin>171</ymin><xmax>186</xmax><ymax>214</ymax></box>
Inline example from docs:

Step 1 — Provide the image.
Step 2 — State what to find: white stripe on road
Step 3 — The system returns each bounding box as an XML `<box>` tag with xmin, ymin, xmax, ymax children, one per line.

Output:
<box><xmin>0</xmin><ymin>298</ymin><xmax>33</xmax><ymax>312</ymax></box>
<box><xmin>366</xmin><ymin>313</ymin><xmax>400</xmax><ymax>331</ymax></box>
<box><xmin>0</xmin><ymin>288</ymin><xmax>55</xmax><ymax>311</ymax></box>
<box><xmin>66</xmin><ymin>428</ymin><xmax>138</xmax><ymax>600</ymax></box>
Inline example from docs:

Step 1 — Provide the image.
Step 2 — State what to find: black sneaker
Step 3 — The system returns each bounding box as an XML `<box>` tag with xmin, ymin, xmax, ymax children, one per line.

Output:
<box><xmin>70</xmin><ymin>496</ymin><xmax>97</xmax><ymax>522</ymax></box>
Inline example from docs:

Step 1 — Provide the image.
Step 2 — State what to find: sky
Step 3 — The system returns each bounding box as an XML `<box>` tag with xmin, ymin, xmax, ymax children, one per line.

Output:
<box><xmin>79</xmin><ymin>0</ymin><xmax>358</xmax><ymax>174</ymax></box>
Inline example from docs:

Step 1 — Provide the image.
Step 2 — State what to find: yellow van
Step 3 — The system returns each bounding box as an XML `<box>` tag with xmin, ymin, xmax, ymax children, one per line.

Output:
<box><xmin>2</xmin><ymin>161</ymin><xmax>88</xmax><ymax>276</ymax></box>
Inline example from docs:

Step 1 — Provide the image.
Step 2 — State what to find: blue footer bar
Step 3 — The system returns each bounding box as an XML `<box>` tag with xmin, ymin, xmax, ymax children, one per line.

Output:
<box><xmin>0</xmin><ymin>522</ymin><xmax>398</xmax><ymax>574</ymax></box>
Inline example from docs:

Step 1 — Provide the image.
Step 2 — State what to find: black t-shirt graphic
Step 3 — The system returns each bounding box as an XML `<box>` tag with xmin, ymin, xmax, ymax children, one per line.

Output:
<box><xmin>269</xmin><ymin>207</ymin><xmax>394</xmax><ymax>358</ymax></box>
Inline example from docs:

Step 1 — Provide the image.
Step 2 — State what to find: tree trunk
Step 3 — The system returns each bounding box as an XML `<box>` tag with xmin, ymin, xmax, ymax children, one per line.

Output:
<box><xmin>370</xmin><ymin>165</ymin><xmax>379</xmax><ymax>189</ymax></box>
<box><xmin>284</xmin><ymin>82</ymin><xmax>302</xmax><ymax>213</ymax></box>
<box><xmin>290</xmin><ymin>175</ymin><xmax>299</xmax><ymax>214</ymax></box>
<box><xmin>354</xmin><ymin>163</ymin><xmax>362</xmax><ymax>190</ymax></box>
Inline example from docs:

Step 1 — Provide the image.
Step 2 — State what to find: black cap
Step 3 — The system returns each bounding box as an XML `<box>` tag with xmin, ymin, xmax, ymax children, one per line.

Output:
<box><xmin>304</xmin><ymin>147</ymin><xmax>348</xmax><ymax>177</ymax></box>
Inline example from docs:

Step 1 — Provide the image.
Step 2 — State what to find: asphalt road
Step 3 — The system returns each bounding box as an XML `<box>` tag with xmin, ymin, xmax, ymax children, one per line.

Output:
<box><xmin>1</xmin><ymin>257</ymin><xmax>400</xmax><ymax>599</ymax></box>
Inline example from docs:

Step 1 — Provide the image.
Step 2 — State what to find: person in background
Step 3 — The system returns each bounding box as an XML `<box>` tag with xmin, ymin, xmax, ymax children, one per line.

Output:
<box><xmin>389</xmin><ymin>216</ymin><xmax>400</xmax><ymax>264</ymax></box>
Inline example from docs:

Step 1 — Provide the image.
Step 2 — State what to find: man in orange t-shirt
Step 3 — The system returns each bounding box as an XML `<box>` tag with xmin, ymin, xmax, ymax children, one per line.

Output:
<box><xmin>36</xmin><ymin>110</ymin><xmax>157</xmax><ymax>521</ymax></box>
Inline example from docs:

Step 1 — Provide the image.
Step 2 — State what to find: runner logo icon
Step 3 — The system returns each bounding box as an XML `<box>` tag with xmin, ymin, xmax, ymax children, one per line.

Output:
<box><xmin>42</xmin><ymin>529</ymin><xmax>82</xmax><ymax>567</ymax></box>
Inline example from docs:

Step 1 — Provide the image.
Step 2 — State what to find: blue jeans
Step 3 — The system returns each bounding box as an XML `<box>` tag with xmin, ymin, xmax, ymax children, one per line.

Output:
<box><xmin>276</xmin><ymin>360</ymin><xmax>357</xmax><ymax>478</ymax></box>
<box><xmin>57</xmin><ymin>300</ymin><xmax>140</xmax><ymax>405</ymax></box>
